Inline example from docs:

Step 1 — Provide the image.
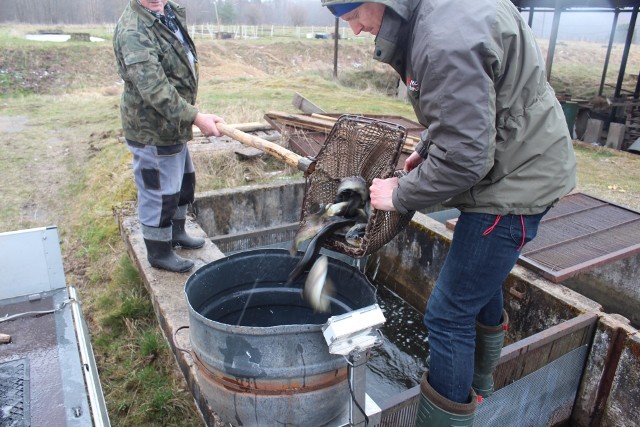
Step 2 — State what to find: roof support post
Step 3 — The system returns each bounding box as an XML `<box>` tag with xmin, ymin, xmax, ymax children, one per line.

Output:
<box><xmin>333</xmin><ymin>17</ymin><xmax>339</xmax><ymax>78</ymax></box>
<box><xmin>610</xmin><ymin>4</ymin><xmax>639</xmax><ymax>126</ymax></box>
<box><xmin>528</xmin><ymin>6</ymin><xmax>534</xmax><ymax>28</ymax></box>
<box><xmin>599</xmin><ymin>9</ymin><xmax>620</xmax><ymax>97</ymax></box>
<box><xmin>613</xmin><ymin>4</ymin><xmax>638</xmax><ymax>99</ymax></box>
<box><xmin>545</xmin><ymin>0</ymin><xmax>563</xmax><ymax>83</ymax></box>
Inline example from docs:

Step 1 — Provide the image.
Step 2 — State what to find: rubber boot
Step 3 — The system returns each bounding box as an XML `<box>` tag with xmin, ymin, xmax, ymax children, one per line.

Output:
<box><xmin>171</xmin><ymin>218</ymin><xmax>205</xmax><ymax>249</ymax></box>
<box><xmin>144</xmin><ymin>239</ymin><xmax>194</xmax><ymax>273</ymax></box>
<box><xmin>472</xmin><ymin>309</ymin><xmax>508</xmax><ymax>398</ymax></box>
<box><xmin>415</xmin><ymin>372</ymin><xmax>477</xmax><ymax>427</ymax></box>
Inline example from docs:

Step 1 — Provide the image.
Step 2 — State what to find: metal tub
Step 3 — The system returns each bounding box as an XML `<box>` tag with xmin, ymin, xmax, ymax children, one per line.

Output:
<box><xmin>185</xmin><ymin>248</ymin><xmax>377</xmax><ymax>426</ymax></box>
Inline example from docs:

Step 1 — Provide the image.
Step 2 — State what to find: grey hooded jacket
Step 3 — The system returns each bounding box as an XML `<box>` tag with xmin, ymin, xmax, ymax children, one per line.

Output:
<box><xmin>323</xmin><ymin>0</ymin><xmax>576</xmax><ymax>215</ymax></box>
<box><xmin>113</xmin><ymin>0</ymin><xmax>199</xmax><ymax>146</ymax></box>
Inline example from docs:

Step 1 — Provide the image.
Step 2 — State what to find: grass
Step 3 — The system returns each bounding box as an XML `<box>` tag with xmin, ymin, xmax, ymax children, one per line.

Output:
<box><xmin>573</xmin><ymin>142</ymin><xmax>640</xmax><ymax>210</ymax></box>
<box><xmin>1</xmin><ymin>24</ymin><xmax>639</xmax><ymax>426</ymax></box>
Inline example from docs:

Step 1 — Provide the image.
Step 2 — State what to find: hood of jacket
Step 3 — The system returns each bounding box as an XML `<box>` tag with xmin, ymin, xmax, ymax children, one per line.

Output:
<box><xmin>322</xmin><ymin>0</ymin><xmax>418</xmax><ymax>67</ymax></box>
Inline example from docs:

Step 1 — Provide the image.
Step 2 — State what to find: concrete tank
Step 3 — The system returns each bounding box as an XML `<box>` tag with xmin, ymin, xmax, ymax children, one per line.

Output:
<box><xmin>184</xmin><ymin>248</ymin><xmax>377</xmax><ymax>426</ymax></box>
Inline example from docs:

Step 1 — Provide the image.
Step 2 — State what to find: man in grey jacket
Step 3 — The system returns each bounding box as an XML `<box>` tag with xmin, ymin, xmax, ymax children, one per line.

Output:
<box><xmin>322</xmin><ymin>0</ymin><xmax>576</xmax><ymax>425</ymax></box>
<box><xmin>114</xmin><ymin>0</ymin><xmax>224</xmax><ymax>272</ymax></box>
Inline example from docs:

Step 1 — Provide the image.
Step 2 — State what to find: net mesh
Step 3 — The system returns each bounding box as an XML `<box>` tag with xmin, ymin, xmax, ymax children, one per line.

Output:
<box><xmin>300</xmin><ymin>115</ymin><xmax>415</xmax><ymax>257</ymax></box>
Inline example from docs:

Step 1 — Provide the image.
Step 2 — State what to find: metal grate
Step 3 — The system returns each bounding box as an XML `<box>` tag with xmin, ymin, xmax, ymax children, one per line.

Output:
<box><xmin>519</xmin><ymin>192</ymin><xmax>640</xmax><ymax>282</ymax></box>
<box><xmin>371</xmin><ymin>345</ymin><xmax>589</xmax><ymax>427</ymax></box>
<box><xmin>0</xmin><ymin>358</ymin><xmax>30</xmax><ymax>427</ymax></box>
<box><xmin>475</xmin><ymin>345</ymin><xmax>589</xmax><ymax>426</ymax></box>
<box><xmin>210</xmin><ymin>223</ymin><xmax>299</xmax><ymax>254</ymax></box>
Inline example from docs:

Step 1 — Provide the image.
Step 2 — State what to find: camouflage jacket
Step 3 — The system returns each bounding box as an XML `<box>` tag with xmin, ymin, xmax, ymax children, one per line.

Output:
<box><xmin>113</xmin><ymin>0</ymin><xmax>199</xmax><ymax>146</ymax></box>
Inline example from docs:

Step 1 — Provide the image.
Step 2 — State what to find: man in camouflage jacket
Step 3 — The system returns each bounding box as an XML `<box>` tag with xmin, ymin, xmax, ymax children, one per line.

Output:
<box><xmin>114</xmin><ymin>0</ymin><xmax>223</xmax><ymax>272</ymax></box>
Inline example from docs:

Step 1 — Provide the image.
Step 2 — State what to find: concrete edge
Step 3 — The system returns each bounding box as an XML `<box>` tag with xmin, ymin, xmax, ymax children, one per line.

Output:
<box><xmin>114</xmin><ymin>206</ymin><xmax>225</xmax><ymax>427</ymax></box>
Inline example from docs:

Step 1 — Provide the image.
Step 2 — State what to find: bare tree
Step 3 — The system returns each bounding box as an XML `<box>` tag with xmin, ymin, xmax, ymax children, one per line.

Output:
<box><xmin>243</xmin><ymin>3</ymin><xmax>263</xmax><ymax>25</ymax></box>
<box><xmin>288</xmin><ymin>4</ymin><xmax>306</xmax><ymax>27</ymax></box>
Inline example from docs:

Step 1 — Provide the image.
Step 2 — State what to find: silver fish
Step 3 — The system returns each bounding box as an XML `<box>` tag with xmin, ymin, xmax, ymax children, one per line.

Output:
<box><xmin>345</xmin><ymin>223</ymin><xmax>367</xmax><ymax>248</ymax></box>
<box><xmin>336</xmin><ymin>176</ymin><xmax>369</xmax><ymax>203</ymax></box>
<box><xmin>287</xmin><ymin>216</ymin><xmax>356</xmax><ymax>284</ymax></box>
<box><xmin>302</xmin><ymin>255</ymin><xmax>335</xmax><ymax>312</ymax></box>
<box><xmin>335</xmin><ymin>176</ymin><xmax>369</xmax><ymax>218</ymax></box>
<box><xmin>290</xmin><ymin>201</ymin><xmax>352</xmax><ymax>255</ymax></box>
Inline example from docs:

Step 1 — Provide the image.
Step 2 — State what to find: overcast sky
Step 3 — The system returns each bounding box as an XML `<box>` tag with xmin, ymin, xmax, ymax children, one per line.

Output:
<box><xmin>525</xmin><ymin>10</ymin><xmax>636</xmax><ymax>42</ymax></box>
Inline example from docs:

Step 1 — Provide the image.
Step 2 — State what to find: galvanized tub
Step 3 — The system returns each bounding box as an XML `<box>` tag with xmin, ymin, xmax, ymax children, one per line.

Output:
<box><xmin>185</xmin><ymin>248</ymin><xmax>377</xmax><ymax>426</ymax></box>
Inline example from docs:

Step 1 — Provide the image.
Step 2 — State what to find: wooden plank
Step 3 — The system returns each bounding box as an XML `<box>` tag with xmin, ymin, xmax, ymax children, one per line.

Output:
<box><xmin>266</xmin><ymin>111</ymin><xmax>421</xmax><ymax>157</ymax></box>
<box><xmin>583</xmin><ymin>118</ymin><xmax>604</xmax><ymax>143</ymax></box>
<box><xmin>292</xmin><ymin>92</ymin><xmax>326</xmax><ymax>114</ymax></box>
<box><xmin>310</xmin><ymin>113</ymin><xmax>421</xmax><ymax>145</ymax></box>
<box><xmin>605</xmin><ymin>122</ymin><xmax>626</xmax><ymax>149</ymax></box>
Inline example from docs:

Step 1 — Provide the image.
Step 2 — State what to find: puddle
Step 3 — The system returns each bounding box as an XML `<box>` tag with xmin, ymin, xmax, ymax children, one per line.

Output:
<box><xmin>25</xmin><ymin>34</ymin><xmax>105</xmax><ymax>42</ymax></box>
<box><xmin>0</xmin><ymin>116</ymin><xmax>29</xmax><ymax>133</ymax></box>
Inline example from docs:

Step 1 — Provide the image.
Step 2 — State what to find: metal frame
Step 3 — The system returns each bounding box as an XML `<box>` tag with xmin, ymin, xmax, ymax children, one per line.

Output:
<box><xmin>519</xmin><ymin>192</ymin><xmax>640</xmax><ymax>283</ymax></box>
<box><xmin>370</xmin><ymin>312</ymin><xmax>598</xmax><ymax>426</ymax></box>
<box><xmin>69</xmin><ymin>285</ymin><xmax>111</xmax><ymax>427</ymax></box>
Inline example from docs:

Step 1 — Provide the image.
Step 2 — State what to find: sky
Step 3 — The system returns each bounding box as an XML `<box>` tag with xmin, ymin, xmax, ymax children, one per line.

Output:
<box><xmin>524</xmin><ymin>10</ymin><xmax>636</xmax><ymax>42</ymax></box>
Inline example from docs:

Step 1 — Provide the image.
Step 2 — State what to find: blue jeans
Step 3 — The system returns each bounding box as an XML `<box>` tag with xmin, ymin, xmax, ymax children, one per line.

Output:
<box><xmin>424</xmin><ymin>210</ymin><xmax>547</xmax><ymax>403</ymax></box>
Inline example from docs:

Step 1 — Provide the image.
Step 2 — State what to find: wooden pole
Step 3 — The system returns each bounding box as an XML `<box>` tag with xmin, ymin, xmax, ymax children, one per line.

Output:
<box><xmin>216</xmin><ymin>123</ymin><xmax>315</xmax><ymax>173</ymax></box>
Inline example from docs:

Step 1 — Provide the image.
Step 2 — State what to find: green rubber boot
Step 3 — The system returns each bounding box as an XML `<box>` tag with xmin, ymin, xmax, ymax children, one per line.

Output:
<box><xmin>472</xmin><ymin>309</ymin><xmax>508</xmax><ymax>398</ymax></box>
<box><xmin>171</xmin><ymin>218</ymin><xmax>205</xmax><ymax>249</ymax></box>
<box><xmin>415</xmin><ymin>372</ymin><xmax>477</xmax><ymax>427</ymax></box>
<box><xmin>144</xmin><ymin>239</ymin><xmax>194</xmax><ymax>273</ymax></box>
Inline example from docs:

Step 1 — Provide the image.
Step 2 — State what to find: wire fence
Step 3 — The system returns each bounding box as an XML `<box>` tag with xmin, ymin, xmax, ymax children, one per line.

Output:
<box><xmin>189</xmin><ymin>24</ymin><xmax>375</xmax><ymax>41</ymax></box>
<box><xmin>106</xmin><ymin>23</ymin><xmax>373</xmax><ymax>42</ymax></box>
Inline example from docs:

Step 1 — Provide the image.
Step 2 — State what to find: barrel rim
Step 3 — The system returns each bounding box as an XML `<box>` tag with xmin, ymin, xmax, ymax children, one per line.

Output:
<box><xmin>184</xmin><ymin>248</ymin><xmax>376</xmax><ymax>333</ymax></box>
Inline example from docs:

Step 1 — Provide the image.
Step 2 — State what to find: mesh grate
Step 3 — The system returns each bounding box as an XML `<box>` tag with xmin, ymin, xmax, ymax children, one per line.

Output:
<box><xmin>474</xmin><ymin>345</ymin><xmax>589</xmax><ymax>426</ymax></box>
<box><xmin>0</xmin><ymin>358</ymin><xmax>30</xmax><ymax>427</ymax></box>
<box><xmin>212</xmin><ymin>224</ymin><xmax>299</xmax><ymax>254</ymax></box>
<box><xmin>374</xmin><ymin>345</ymin><xmax>588</xmax><ymax>426</ymax></box>
<box><xmin>519</xmin><ymin>193</ymin><xmax>640</xmax><ymax>281</ymax></box>
<box><xmin>300</xmin><ymin>115</ymin><xmax>415</xmax><ymax>257</ymax></box>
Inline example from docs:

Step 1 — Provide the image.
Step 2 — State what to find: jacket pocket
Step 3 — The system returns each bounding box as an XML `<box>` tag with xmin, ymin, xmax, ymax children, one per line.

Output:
<box><xmin>124</xmin><ymin>50</ymin><xmax>150</xmax><ymax>65</ymax></box>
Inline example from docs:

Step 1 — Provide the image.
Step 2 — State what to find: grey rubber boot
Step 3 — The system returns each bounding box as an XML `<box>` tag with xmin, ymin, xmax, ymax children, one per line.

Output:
<box><xmin>171</xmin><ymin>218</ymin><xmax>205</xmax><ymax>249</ymax></box>
<box><xmin>144</xmin><ymin>239</ymin><xmax>194</xmax><ymax>273</ymax></box>
<box><xmin>415</xmin><ymin>372</ymin><xmax>477</xmax><ymax>427</ymax></box>
<box><xmin>472</xmin><ymin>309</ymin><xmax>508</xmax><ymax>398</ymax></box>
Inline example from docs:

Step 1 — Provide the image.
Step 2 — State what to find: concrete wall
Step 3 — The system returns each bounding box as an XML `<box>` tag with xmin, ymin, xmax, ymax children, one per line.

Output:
<box><xmin>193</xmin><ymin>179</ymin><xmax>305</xmax><ymax>237</ymax></box>
<box><xmin>564</xmin><ymin>254</ymin><xmax>640</xmax><ymax>328</ymax></box>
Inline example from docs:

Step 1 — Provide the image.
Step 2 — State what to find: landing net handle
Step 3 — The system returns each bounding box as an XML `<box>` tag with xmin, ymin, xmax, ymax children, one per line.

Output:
<box><xmin>300</xmin><ymin>115</ymin><xmax>416</xmax><ymax>257</ymax></box>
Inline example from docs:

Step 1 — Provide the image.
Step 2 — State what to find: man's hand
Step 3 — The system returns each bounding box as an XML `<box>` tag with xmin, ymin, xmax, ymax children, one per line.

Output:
<box><xmin>194</xmin><ymin>112</ymin><xmax>224</xmax><ymax>137</ymax></box>
<box><xmin>370</xmin><ymin>177</ymin><xmax>398</xmax><ymax>211</ymax></box>
<box><xmin>404</xmin><ymin>151</ymin><xmax>425</xmax><ymax>172</ymax></box>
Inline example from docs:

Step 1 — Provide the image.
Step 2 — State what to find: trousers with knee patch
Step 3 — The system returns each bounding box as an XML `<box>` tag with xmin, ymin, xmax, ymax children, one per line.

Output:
<box><xmin>126</xmin><ymin>140</ymin><xmax>196</xmax><ymax>230</ymax></box>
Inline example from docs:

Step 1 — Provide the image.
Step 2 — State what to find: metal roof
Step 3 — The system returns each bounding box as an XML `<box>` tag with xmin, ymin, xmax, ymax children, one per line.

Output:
<box><xmin>512</xmin><ymin>0</ymin><xmax>640</xmax><ymax>10</ymax></box>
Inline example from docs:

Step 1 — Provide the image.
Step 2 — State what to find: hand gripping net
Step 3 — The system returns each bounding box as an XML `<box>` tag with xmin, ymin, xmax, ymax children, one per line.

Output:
<box><xmin>300</xmin><ymin>115</ymin><xmax>416</xmax><ymax>257</ymax></box>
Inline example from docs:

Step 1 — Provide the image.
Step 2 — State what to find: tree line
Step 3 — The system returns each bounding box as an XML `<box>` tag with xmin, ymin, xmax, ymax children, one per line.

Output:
<box><xmin>0</xmin><ymin>0</ymin><xmax>335</xmax><ymax>27</ymax></box>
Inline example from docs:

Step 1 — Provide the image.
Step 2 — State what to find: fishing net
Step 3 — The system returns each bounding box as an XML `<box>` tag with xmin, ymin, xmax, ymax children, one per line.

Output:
<box><xmin>300</xmin><ymin>115</ymin><xmax>415</xmax><ymax>257</ymax></box>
